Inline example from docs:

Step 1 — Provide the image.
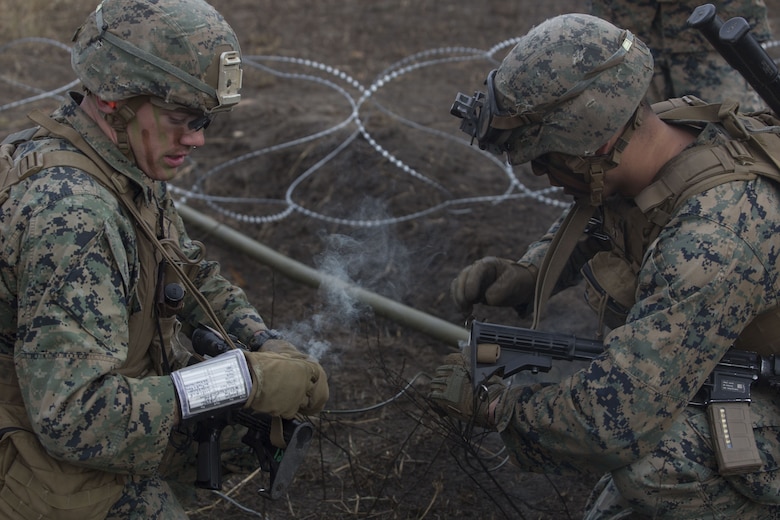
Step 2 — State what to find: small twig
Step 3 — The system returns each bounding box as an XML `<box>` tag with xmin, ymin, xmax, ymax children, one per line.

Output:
<box><xmin>419</xmin><ymin>481</ymin><xmax>442</xmax><ymax>520</ymax></box>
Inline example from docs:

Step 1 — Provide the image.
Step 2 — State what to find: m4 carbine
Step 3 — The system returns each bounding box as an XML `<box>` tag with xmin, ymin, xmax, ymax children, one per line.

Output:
<box><xmin>189</xmin><ymin>326</ymin><xmax>314</xmax><ymax>499</ymax></box>
<box><xmin>467</xmin><ymin>320</ymin><xmax>780</xmax><ymax>474</ymax></box>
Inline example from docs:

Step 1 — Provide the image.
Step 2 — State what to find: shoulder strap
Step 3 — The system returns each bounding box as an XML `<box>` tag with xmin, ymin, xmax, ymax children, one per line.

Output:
<box><xmin>634</xmin><ymin>142</ymin><xmax>779</xmax><ymax>227</ymax></box>
<box><xmin>0</xmin><ymin>148</ymin><xmax>103</xmax><ymax>208</ymax></box>
<box><xmin>636</xmin><ymin>100</ymin><xmax>780</xmax><ymax>228</ymax></box>
<box><xmin>26</xmin><ymin>110</ymin><xmax>134</xmax><ymax>196</ymax></box>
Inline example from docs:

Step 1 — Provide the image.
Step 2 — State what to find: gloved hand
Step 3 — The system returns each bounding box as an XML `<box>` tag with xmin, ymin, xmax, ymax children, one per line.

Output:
<box><xmin>429</xmin><ymin>352</ymin><xmax>506</xmax><ymax>430</ymax></box>
<box><xmin>450</xmin><ymin>257</ymin><xmax>536</xmax><ymax>312</ymax></box>
<box><xmin>243</xmin><ymin>350</ymin><xmax>329</xmax><ymax>419</ymax></box>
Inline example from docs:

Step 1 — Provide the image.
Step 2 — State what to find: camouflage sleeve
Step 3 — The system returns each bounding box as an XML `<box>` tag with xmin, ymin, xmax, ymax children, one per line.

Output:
<box><xmin>161</xmin><ymin>191</ymin><xmax>267</xmax><ymax>345</ymax></box>
<box><xmin>588</xmin><ymin>0</ymin><xmax>657</xmax><ymax>48</ymax></box>
<box><xmin>496</xmin><ymin>181</ymin><xmax>775</xmax><ymax>475</ymax></box>
<box><xmin>13</xmin><ymin>172</ymin><xmax>178</xmax><ymax>474</ymax></box>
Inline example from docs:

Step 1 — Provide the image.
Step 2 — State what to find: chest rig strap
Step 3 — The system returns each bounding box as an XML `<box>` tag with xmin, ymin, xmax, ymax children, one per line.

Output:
<box><xmin>635</xmin><ymin>99</ymin><xmax>780</xmax><ymax>230</ymax></box>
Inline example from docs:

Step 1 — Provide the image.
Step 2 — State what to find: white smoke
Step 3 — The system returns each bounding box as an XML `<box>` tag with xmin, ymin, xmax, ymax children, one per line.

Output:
<box><xmin>279</xmin><ymin>198</ymin><xmax>410</xmax><ymax>361</ymax></box>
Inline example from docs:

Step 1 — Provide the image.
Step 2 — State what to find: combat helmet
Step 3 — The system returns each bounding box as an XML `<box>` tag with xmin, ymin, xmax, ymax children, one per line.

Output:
<box><xmin>495</xmin><ymin>13</ymin><xmax>653</xmax><ymax>162</ymax></box>
<box><xmin>451</xmin><ymin>13</ymin><xmax>653</xmax><ymax>204</ymax></box>
<box><xmin>71</xmin><ymin>0</ymin><xmax>242</xmax><ymax>127</ymax></box>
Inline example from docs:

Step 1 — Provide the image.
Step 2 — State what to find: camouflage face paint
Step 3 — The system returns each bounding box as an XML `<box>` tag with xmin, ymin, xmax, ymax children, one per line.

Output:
<box><xmin>127</xmin><ymin>100</ymin><xmax>204</xmax><ymax>181</ymax></box>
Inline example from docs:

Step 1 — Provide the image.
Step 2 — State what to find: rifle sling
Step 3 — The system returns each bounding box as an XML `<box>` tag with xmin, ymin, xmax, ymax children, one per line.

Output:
<box><xmin>531</xmin><ymin>200</ymin><xmax>595</xmax><ymax>330</ymax></box>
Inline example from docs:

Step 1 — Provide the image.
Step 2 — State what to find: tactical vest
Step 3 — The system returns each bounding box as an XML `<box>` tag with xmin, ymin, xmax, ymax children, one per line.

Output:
<box><xmin>0</xmin><ymin>110</ymin><xmax>227</xmax><ymax>519</ymax></box>
<box><xmin>579</xmin><ymin>97</ymin><xmax>780</xmax><ymax>355</ymax></box>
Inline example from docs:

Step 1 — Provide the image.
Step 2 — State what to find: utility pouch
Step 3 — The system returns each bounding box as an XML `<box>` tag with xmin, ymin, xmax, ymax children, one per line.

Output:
<box><xmin>0</xmin><ymin>427</ymin><xmax>125</xmax><ymax>520</ymax></box>
<box><xmin>707</xmin><ymin>402</ymin><xmax>762</xmax><ymax>475</ymax></box>
<box><xmin>582</xmin><ymin>251</ymin><xmax>637</xmax><ymax>330</ymax></box>
<box><xmin>149</xmin><ymin>315</ymin><xmax>193</xmax><ymax>374</ymax></box>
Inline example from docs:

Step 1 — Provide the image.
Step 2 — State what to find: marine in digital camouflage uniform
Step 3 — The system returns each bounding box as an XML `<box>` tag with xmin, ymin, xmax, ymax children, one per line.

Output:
<box><xmin>432</xmin><ymin>13</ymin><xmax>780</xmax><ymax>519</ymax></box>
<box><xmin>0</xmin><ymin>1</ymin><xmax>328</xmax><ymax>518</ymax></box>
<box><xmin>589</xmin><ymin>0</ymin><xmax>773</xmax><ymax>110</ymax></box>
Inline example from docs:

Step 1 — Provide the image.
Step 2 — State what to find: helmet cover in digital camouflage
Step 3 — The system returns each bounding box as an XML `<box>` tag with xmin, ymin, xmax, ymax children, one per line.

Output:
<box><xmin>71</xmin><ymin>0</ymin><xmax>242</xmax><ymax>116</ymax></box>
<box><xmin>493</xmin><ymin>13</ymin><xmax>654</xmax><ymax>165</ymax></box>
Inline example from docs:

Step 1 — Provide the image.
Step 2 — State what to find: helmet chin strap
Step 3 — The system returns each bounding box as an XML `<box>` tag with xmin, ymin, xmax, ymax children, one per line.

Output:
<box><xmin>105</xmin><ymin>96</ymin><xmax>147</xmax><ymax>162</ymax></box>
<box><xmin>574</xmin><ymin>102</ymin><xmax>645</xmax><ymax>207</ymax></box>
<box><xmin>563</xmin><ymin>101</ymin><xmax>645</xmax><ymax>206</ymax></box>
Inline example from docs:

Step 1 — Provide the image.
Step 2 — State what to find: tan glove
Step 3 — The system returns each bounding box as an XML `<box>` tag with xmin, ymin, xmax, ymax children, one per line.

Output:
<box><xmin>243</xmin><ymin>350</ymin><xmax>329</xmax><ymax>419</ymax></box>
<box><xmin>429</xmin><ymin>353</ymin><xmax>506</xmax><ymax>430</ymax></box>
<box><xmin>259</xmin><ymin>338</ymin><xmax>306</xmax><ymax>356</ymax></box>
<box><xmin>450</xmin><ymin>257</ymin><xmax>536</xmax><ymax>312</ymax></box>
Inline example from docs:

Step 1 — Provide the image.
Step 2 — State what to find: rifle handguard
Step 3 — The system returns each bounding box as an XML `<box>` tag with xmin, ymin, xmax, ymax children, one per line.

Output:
<box><xmin>467</xmin><ymin>319</ymin><xmax>780</xmax><ymax>475</ymax></box>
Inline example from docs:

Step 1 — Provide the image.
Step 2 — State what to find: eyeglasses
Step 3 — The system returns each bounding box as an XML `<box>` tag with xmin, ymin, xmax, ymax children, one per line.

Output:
<box><xmin>148</xmin><ymin>97</ymin><xmax>213</xmax><ymax>132</ymax></box>
<box><xmin>186</xmin><ymin>114</ymin><xmax>212</xmax><ymax>132</ymax></box>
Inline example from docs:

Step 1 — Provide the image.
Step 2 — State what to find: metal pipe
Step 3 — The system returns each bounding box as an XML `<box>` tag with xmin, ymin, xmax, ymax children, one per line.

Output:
<box><xmin>176</xmin><ymin>203</ymin><xmax>470</xmax><ymax>347</ymax></box>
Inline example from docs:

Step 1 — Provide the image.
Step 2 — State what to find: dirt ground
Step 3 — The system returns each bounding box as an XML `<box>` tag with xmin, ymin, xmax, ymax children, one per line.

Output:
<box><xmin>2</xmin><ymin>0</ymin><xmax>780</xmax><ymax>519</ymax></box>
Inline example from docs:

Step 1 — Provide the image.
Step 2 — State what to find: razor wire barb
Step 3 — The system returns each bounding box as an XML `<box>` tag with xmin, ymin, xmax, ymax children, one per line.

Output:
<box><xmin>5</xmin><ymin>37</ymin><xmax>780</xmax><ymax>227</ymax></box>
<box><xmin>0</xmin><ymin>36</ymin><xmax>573</xmax><ymax>231</ymax></box>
